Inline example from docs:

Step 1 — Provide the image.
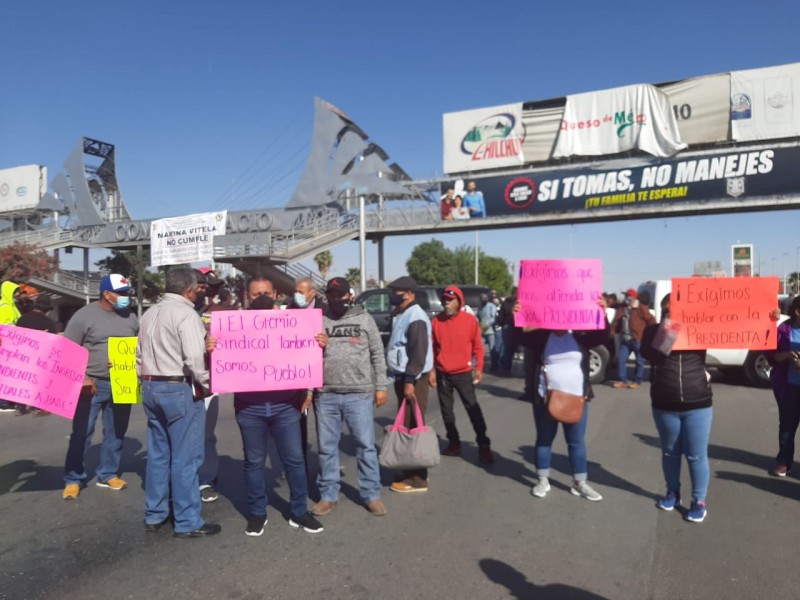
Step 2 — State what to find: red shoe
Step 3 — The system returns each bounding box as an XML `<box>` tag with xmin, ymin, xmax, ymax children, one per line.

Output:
<box><xmin>442</xmin><ymin>443</ymin><xmax>462</xmax><ymax>456</ymax></box>
<box><xmin>478</xmin><ymin>445</ymin><xmax>495</xmax><ymax>464</ymax></box>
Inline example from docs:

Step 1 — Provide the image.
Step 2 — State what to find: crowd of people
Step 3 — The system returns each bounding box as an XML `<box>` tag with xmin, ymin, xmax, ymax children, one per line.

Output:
<box><xmin>1</xmin><ymin>267</ymin><xmax>796</xmax><ymax>536</ymax></box>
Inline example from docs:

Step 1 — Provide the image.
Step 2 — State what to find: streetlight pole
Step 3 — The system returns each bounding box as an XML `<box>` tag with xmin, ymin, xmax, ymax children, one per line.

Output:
<box><xmin>796</xmin><ymin>246</ymin><xmax>800</xmax><ymax>295</ymax></box>
<box><xmin>784</xmin><ymin>252</ymin><xmax>789</xmax><ymax>295</ymax></box>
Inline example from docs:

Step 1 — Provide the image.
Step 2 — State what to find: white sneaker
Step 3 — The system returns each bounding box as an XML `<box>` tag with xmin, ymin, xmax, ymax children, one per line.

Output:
<box><xmin>531</xmin><ymin>476</ymin><xmax>550</xmax><ymax>498</ymax></box>
<box><xmin>570</xmin><ymin>480</ymin><xmax>603</xmax><ymax>501</ymax></box>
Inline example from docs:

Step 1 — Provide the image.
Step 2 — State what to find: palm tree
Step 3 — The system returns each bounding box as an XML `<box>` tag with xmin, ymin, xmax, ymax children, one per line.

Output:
<box><xmin>345</xmin><ymin>267</ymin><xmax>361</xmax><ymax>292</ymax></box>
<box><xmin>314</xmin><ymin>250</ymin><xmax>333</xmax><ymax>279</ymax></box>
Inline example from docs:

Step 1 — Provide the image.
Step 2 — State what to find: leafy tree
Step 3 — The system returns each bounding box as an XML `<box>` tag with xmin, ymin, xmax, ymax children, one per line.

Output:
<box><xmin>479</xmin><ymin>255</ymin><xmax>513</xmax><ymax>296</ymax></box>
<box><xmin>408</xmin><ymin>241</ymin><xmax>512</xmax><ymax>294</ymax></box>
<box><xmin>95</xmin><ymin>249</ymin><xmax>164</xmax><ymax>302</ymax></box>
<box><xmin>0</xmin><ymin>241</ymin><xmax>57</xmax><ymax>282</ymax></box>
<box><xmin>314</xmin><ymin>250</ymin><xmax>333</xmax><ymax>279</ymax></box>
<box><xmin>406</xmin><ymin>240</ymin><xmax>456</xmax><ymax>285</ymax></box>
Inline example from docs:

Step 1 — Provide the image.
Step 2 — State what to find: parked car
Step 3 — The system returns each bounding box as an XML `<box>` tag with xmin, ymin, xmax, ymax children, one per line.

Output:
<box><xmin>636</xmin><ymin>280</ymin><xmax>786</xmax><ymax>387</ymax></box>
<box><xmin>355</xmin><ymin>285</ymin><xmax>491</xmax><ymax>345</ymax></box>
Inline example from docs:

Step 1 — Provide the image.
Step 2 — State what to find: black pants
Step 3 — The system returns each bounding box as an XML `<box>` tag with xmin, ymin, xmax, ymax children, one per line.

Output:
<box><xmin>777</xmin><ymin>383</ymin><xmax>800</xmax><ymax>467</ymax></box>
<box><xmin>436</xmin><ymin>370</ymin><xmax>490</xmax><ymax>447</ymax></box>
<box><xmin>393</xmin><ymin>376</ymin><xmax>430</xmax><ymax>488</ymax></box>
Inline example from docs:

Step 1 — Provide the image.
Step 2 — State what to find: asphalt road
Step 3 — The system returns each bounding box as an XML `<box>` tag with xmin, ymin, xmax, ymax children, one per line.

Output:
<box><xmin>1</xmin><ymin>368</ymin><xmax>798</xmax><ymax>600</ymax></box>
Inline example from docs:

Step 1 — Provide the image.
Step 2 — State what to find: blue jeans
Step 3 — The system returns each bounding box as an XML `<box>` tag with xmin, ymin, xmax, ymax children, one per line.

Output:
<box><xmin>235</xmin><ymin>401</ymin><xmax>308</xmax><ymax>519</ymax></box>
<box><xmin>142</xmin><ymin>381</ymin><xmax>205</xmax><ymax>533</ymax></box>
<box><xmin>652</xmin><ymin>407</ymin><xmax>713</xmax><ymax>503</ymax></box>
<box><xmin>64</xmin><ymin>379</ymin><xmax>131</xmax><ymax>485</ymax></box>
<box><xmin>315</xmin><ymin>392</ymin><xmax>381</xmax><ymax>503</ymax></box>
<box><xmin>199</xmin><ymin>394</ymin><xmax>219</xmax><ymax>487</ymax></box>
<box><xmin>533</xmin><ymin>401</ymin><xmax>589</xmax><ymax>479</ymax></box>
<box><xmin>490</xmin><ymin>329</ymin><xmax>504</xmax><ymax>370</ymax></box>
<box><xmin>618</xmin><ymin>338</ymin><xmax>645</xmax><ymax>384</ymax></box>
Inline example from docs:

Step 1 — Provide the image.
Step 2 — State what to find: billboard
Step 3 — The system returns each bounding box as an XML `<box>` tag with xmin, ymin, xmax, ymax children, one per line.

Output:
<box><xmin>443</xmin><ymin>103</ymin><xmax>525</xmax><ymax>174</ymax></box>
<box><xmin>731</xmin><ymin>63</ymin><xmax>800</xmax><ymax>142</ymax></box>
<box><xmin>440</xmin><ymin>145</ymin><xmax>800</xmax><ymax>220</ymax></box>
<box><xmin>553</xmin><ymin>84</ymin><xmax>686</xmax><ymax>159</ymax></box>
<box><xmin>731</xmin><ymin>244</ymin><xmax>754</xmax><ymax>277</ymax></box>
<box><xmin>0</xmin><ymin>165</ymin><xmax>45</xmax><ymax>214</ymax></box>
<box><xmin>660</xmin><ymin>73</ymin><xmax>730</xmax><ymax>145</ymax></box>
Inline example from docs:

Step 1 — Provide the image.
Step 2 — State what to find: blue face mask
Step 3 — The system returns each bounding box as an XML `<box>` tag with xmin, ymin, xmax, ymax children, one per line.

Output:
<box><xmin>114</xmin><ymin>296</ymin><xmax>131</xmax><ymax>311</ymax></box>
<box><xmin>293</xmin><ymin>292</ymin><xmax>309</xmax><ymax>308</ymax></box>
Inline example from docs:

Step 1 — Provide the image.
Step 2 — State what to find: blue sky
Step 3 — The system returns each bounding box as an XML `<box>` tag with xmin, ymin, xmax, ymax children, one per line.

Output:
<box><xmin>2</xmin><ymin>1</ymin><xmax>800</xmax><ymax>292</ymax></box>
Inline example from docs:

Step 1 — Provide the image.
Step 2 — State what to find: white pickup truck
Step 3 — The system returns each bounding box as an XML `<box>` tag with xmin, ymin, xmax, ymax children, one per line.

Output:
<box><xmin>637</xmin><ymin>280</ymin><xmax>784</xmax><ymax>388</ymax></box>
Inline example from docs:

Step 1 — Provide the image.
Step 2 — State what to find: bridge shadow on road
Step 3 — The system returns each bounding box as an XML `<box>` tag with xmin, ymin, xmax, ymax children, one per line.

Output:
<box><xmin>480</xmin><ymin>558</ymin><xmax>610</xmax><ymax>599</ymax></box>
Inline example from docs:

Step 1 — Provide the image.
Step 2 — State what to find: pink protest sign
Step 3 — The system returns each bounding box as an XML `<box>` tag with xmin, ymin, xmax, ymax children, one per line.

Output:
<box><xmin>0</xmin><ymin>325</ymin><xmax>88</xmax><ymax>419</ymax></box>
<box><xmin>514</xmin><ymin>259</ymin><xmax>604</xmax><ymax>330</ymax></box>
<box><xmin>209</xmin><ymin>308</ymin><xmax>323</xmax><ymax>393</ymax></box>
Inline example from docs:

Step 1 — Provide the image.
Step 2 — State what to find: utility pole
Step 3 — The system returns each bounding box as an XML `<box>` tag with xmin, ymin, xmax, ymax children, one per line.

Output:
<box><xmin>474</xmin><ymin>231</ymin><xmax>479</xmax><ymax>285</ymax></box>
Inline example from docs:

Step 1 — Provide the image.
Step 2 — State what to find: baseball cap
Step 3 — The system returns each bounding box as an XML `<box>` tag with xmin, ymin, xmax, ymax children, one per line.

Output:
<box><xmin>100</xmin><ymin>274</ymin><xmax>132</xmax><ymax>294</ymax></box>
<box><xmin>326</xmin><ymin>277</ymin><xmax>350</xmax><ymax>295</ymax></box>
<box><xmin>33</xmin><ymin>294</ymin><xmax>53</xmax><ymax>311</ymax></box>
<box><xmin>625</xmin><ymin>288</ymin><xmax>638</xmax><ymax>299</ymax></box>
<box><xmin>388</xmin><ymin>276</ymin><xmax>418</xmax><ymax>292</ymax></box>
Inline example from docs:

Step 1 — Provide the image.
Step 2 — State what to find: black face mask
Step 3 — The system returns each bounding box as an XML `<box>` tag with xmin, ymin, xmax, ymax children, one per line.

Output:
<box><xmin>193</xmin><ymin>291</ymin><xmax>207</xmax><ymax>310</ymax></box>
<box><xmin>328</xmin><ymin>299</ymin><xmax>351</xmax><ymax>319</ymax></box>
<box><xmin>250</xmin><ymin>295</ymin><xmax>275</xmax><ymax>310</ymax></box>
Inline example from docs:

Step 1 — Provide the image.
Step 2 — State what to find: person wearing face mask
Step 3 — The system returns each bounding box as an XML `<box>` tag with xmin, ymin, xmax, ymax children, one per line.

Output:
<box><xmin>310</xmin><ymin>277</ymin><xmax>388</xmax><ymax>518</ymax></box>
<box><xmin>193</xmin><ymin>269</ymin><xmax>224</xmax><ymax>504</ymax></box>
<box><xmin>641</xmin><ymin>294</ymin><xmax>713</xmax><ymax>523</ymax></box>
<box><xmin>206</xmin><ymin>275</ymin><xmax>323</xmax><ymax>536</ymax></box>
<box><xmin>430</xmin><ymin>286</ymin><xmax>494</xmax><ymax>463</ymax></box>
<box><xmin>385</xmin><ymin>276</ymin><xmax>434</xmax><ymax>493</ymax></box>
<box><xmin>288</xmin><ymin>277</ymin><xmax>323</xmax><ymax>310</ymax></box>
<box><xmin>611</xmin><ymin>288</ymin><xmax>656</xmax><ymax>389</ymax></box>
<box><xmin>61</xmin><ymin>274</ymin><xmax>139</xmax><ymax>500</ymax></box>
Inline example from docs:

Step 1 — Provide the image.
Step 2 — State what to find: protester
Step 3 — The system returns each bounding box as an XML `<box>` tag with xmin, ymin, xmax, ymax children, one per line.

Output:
<box><xmin>386</xmin><ymin>276</ymin><xmax>434</xmax><ymax>493</ymax></box>
<box><xmin>16</xmin><ymin>294</ymin><xmax>60</xmax><ymax>416</ymax></box>
<box><xmin>611</xmin><ymin>288</ymin><xmax>656</xmax><ymax>389</ymax></box>
<box><xmin>463</xmin><ymin>181</ymin><xmax>487</xmax><ymax>218</ymax></box>
<box><xmin>478</xmin><ymin>293</ymin><xmax>498</xmax><ymax>370</ymax></box>
<box><xmin>0</xmin><ymin>281</ymin><xmax>27</xmax><ymax>413</ymax></box>
<box><xmin>430</xmin><ymin>285</ymin><xmax>494</xmax><ymax>463</ymax></box>
<box><xmin>62</xmin><ymin>274</ymin><xmax>139</xmax><ymax>500</ymax></box>
<box><xmin>211</xmin><ymin>275</ymin><xmax>323</xmax><ymax>536</ymax></box>
<box><xmin>311</xmin><ymin>277</ymin><xmax>388</xmax><ymax>518</ymax></box>
<box><xmin>285</xmin><ymin>275</ymin><xmax>324</xmax><ymax>471</ymax></box>
<box><xmin>766</xmin><ymin>296</ymin><xmax>800</xmax><ymax>478</ymax></box>
<box><xmin>194</xmin><ymin>269</ymin><xmax>222</xmax><ymax>503</ymax></box>
<box><xmin>206</xmin><ymin>287</ymin><xmax>238</xmax><ymax>312</ymax></box>
<box><xmin>137</xmin><ymin>266</ymin><xmax>220</xmax><ymax>538</ymax></box>
<box><xmin>516</xmin><ymin>298</ymin><xmax>609</xmax><ymax>501</ymax></box>
<box><xmin>496</xmin><ymin>289</ymin><xmax>518</xmax><ymax>375</ymax></box>
<box><xmin>641</xmin><ymin>293</ymin><xmax>712</xmax><ymax>523</ymax></box>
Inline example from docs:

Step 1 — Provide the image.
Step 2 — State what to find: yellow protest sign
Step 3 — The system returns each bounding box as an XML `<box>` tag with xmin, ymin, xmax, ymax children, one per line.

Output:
<box><xmin>109</xmin><ymin>337</ymin><xmax>140</xmax><ymax>404</ymax></box>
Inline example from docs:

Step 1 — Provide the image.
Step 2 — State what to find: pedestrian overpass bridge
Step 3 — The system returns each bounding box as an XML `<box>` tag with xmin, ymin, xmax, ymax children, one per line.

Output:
<box><xmin>5</xmin><ymin>97</ymin><xmax>800</xmax><ymax>300</ymax></box>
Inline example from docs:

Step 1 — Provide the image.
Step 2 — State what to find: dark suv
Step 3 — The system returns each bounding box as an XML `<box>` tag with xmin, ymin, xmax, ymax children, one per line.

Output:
<box><xmin>355</xmin><ymin>285</ymin><xmax>491</xmax><ymax>345</ymax></box>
